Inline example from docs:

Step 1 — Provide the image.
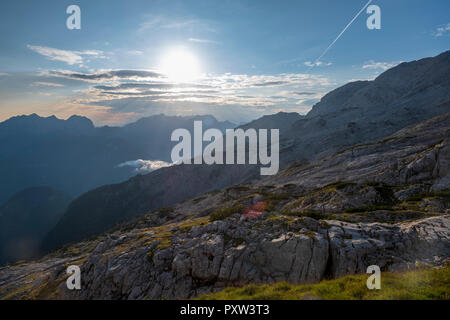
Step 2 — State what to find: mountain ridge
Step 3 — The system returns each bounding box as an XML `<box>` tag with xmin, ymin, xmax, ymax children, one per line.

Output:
<box><xmin>41</xmin><ymin>50</ymin><xmax>450</xmax><ymax>251</ymax></box>
<box><xmin>0</xmin><ymin>112</ymin><xmax>236</xmax><ymax>205</ymax></box>
<box><xmin>1</xmin><ymin>111</ymin><xmax>449</xmax><ymax>299</ymax></box>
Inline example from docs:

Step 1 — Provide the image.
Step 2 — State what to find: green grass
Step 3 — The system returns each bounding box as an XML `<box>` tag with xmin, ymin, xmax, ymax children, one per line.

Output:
<box><xmin>283</xmin><ymin>210</ymin><xmax>333</xmax><ymax>220</ymax></box>
<box><xmin>178</xmin><ymin>217</ymin><xmax>210</xmax><ymax>232</ymax></box>
<box><xmin>263</xmin><ymin>193</ymin><xmax>293</xmax><ymax>211</ymax></box>
<box><xmin>344</xmin><ymin>205</ymin><xmax>394</xmax><ymax>213</ymax></box>
<box><xmin>197</xmin><ymin>267</ymin><xmax>450</xmax><ymax>300</ymax></box>
<box><xmin>210</xmin><ymin>204</ymin><xmax>244</xmax><ymax>221</ymax></box>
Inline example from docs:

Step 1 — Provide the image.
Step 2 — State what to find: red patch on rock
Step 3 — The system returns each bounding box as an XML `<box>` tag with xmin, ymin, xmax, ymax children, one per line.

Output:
<box><xmin>243</xmin><ymin>201</ymin><xmax>267</xmax><ymax>218</ymax></box>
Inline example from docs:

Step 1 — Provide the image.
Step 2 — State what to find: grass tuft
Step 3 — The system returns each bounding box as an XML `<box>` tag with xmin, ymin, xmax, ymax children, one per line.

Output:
<box><xmin>197</xmin><ymin>267</ymin><xmax>450</xmax><ymax>300</ymax></box>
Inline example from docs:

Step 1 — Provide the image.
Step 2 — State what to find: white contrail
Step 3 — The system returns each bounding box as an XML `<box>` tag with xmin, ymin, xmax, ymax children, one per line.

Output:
<box><xmin>312</xmin><ymin>0</ymin><xmax>373</xmax><ymax>66</ymax></box>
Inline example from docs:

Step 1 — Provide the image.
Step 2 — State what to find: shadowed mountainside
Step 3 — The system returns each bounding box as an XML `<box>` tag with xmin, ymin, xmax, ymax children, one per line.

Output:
<box><xmin>1</xmin><ymin>111</ymin><xmax>449</xmax><ymax>300</ymax></box>
<box><xmin>42</xmin><ymin>50</ymin><xmax>450</xmax><ymax>252</ymax></box>
<box><xmin>0</xmin><ymin>187</ymin><xmax>71</xmax><ymax>265</ymax></box>
<box><xmin>0</xmin><ymin>113</ymin><xmax>235</xmax><ymax>205</ymax></box>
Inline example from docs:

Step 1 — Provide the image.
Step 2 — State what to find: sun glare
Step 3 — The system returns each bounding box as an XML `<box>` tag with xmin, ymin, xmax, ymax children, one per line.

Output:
<box><xmin>159</xmin><ymin>47</ymin><xmax>201</xmax><ymax>82</ymax></box>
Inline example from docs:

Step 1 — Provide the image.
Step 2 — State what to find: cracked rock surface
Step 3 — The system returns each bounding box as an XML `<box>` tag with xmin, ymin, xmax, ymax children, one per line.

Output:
<box><xmin>0</xmin><ymin>214</ymin><xmax>448</xmax><ymax>300</ymax></box>
<box><xmin>1</xmin><ymin>114</ymin><xmax>449</xmax><ymax>300</ymax></box>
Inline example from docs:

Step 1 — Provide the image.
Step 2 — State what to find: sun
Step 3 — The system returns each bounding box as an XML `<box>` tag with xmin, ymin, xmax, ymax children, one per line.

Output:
<box><xmin>159</xmin><ymin>47</ymin><xmax>201</xmax><ymax>82</ymax></box>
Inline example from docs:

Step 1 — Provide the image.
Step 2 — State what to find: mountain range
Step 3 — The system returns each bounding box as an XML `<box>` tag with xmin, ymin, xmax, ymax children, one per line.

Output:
<box><xmin>0</xmin><ymin>113</ymin><xmax>235</xmax><ymax>205</ymax></box>
<box><xmin>41</xmin><ymin>50</ymin><xmax>450</xmax><ymax>252</ymax></box>
<box><xmin>0</xmin><ymin>51</ymin><xmax>449</xmax><ymax>294</ymax></box>
<box><xmin>1</xmin><ymin>95</ymin><xmax>449</xmax><ymax>299</ymax></box>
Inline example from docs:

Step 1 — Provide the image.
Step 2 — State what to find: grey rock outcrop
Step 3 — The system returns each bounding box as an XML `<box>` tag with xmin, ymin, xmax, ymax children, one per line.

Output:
<box><xmin>1</xmin><ymin>213</ymin><xmax>448</xmax><ymax>300</ymax></box>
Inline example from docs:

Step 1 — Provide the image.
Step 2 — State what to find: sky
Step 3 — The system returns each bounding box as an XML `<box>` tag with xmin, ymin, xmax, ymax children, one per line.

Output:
<box><xmin>0</xmin><ymin>0</ymin><xmax>449</xmax><ymax>125</ymax></box>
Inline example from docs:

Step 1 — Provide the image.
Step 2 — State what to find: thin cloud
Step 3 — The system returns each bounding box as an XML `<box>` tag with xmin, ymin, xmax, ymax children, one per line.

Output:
<box><xmin>139</xmin><ymin>16</ymin><xmax>215</xmax><ymax>33</ymax></box>
<box><xmin>304</xmin><ymin>61</ymin><xmax>332</xmax><ymax>67</ymax></box>
<box><xmin>117</xmin><ymin>159</ymin><xmax>172</xmax><ymax>173</ymax></box>
<box><xmin>0</xmin><ymin>72</ymin><xmax>9</xmax><ymax>76</ymax></box>
<box><xmin>188</xmin><ymin>38</ymin><xmax>220</xmax><ymax>45</ymax></box>
<box><xmin>362</xmin><ymin>60</ymin><xmax>401</xmax><ymax>71</ymax></box>
<box><xmin>38</xmin><ymin>92</ymin><xmax>53</xmax><ymax>96</ymax></box>
<box><xmin>48</xmin><ymin>69</ymin><xmax>164</xmax><ymax>82</ymax></box>
<box><xmin>292</xmin><ymin>92</ymin><xmax>316</xmax><ymax>96</ymax></box>
<box><xmin>40</xmin><ymin>68</ymin><xmax>337</xmax><ymax>125</ymax></box>
<box><xmin>126</xmin><ymin>50</ymin><xmax>144</xmax><ymax>55</ymax></box>
<box><xmin>27</xmin><ymin>45</ymin><xmax>105</xmax><ymax>66</ymax></box>
<box><xmin>252</xmin><ymin>80</ymin><xmax>289</xmax><ymax>87</ymax></box>
<box><xmin>31</xmin><ymin>81</ymin><xmax>64</xmax><ymax>87</ymax></box>
<box><xmin>434</xmin><ymin>22</ymin><xmax>450</xmax><ymax>37</ymax></box>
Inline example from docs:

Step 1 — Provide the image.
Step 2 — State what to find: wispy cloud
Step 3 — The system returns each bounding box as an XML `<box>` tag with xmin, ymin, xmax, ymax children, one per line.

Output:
<box><xmin>47</xmin><ymin>69</ymin><xmax>164</xmax><ymax>82</ymax></box>
<box><xmin>126</xmin><ymin>50</ymin><xmax>144</xmax><ymax>55</ymax></box>
<box><xmin>139</xmin><ymin>16</ymin><xmax>215</xmax><ymax>33</ymax></box>
<box><xmin>188</xmin><ymin>38</ymin><xmax>220</xmax><ymax>45</ymax></box>
<box><xmin>35</xmin><ymin>67</ymin><xmax>337</xmax><ymax>125</ymax></box>
<box><xmin>31</xmin><ymin>81</ymin><xmax>64</xmax><ymax>87</ymax></box>
<box><xmin>117</xmin><ymin>159</ymin><xmax>172</xmax><ymax>172</ymax></box>
<box><xmin>362</xmin><ymin>60</ymin><xmax>401</xmax><ymax>71</ymax></box>
<box><xmin>38</xmin><ymin>92</ymin><xmax>53</xmax><ymax>96</ymax></box>
<box><xmin>0</xmin><ymin>72</ymin><xmax>9</xmax><ymax>76</ymax></box>
<box><xmin>304</xmin><ymin>61</ymin><xmax>332</xmax><ymax>67</ymax></box>
<box><xmin>27</xmin><ymin>45</ymin><xmax>105</xmax><ymax>66</ymax></box>
<box><xmin>434</xmin><ymin>22</ymin><xmax>450</xmax><ymax>37</ymax></box>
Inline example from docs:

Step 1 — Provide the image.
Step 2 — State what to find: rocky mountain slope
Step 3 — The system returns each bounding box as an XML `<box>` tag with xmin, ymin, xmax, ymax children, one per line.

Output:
<box><xmin>280</xmin><ymin>50</ymin><xmax>450</xmax><ymax>164</ymax></box>
<box><xmin>43</xmin><ymin>50</ymin><xmax>450</xmax><ymax>251</ymax></box>
<box><xmin>1</xmin><ymin>112</ymin><xmax>449</xmax><ymax>300</ymax></box>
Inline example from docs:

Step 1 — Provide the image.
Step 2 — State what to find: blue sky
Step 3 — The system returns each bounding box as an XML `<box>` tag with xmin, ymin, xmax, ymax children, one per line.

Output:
<box><xmin>0</xmin><ymin>0</ymin><xmax>449</xmax><ymax>125</ymax></box>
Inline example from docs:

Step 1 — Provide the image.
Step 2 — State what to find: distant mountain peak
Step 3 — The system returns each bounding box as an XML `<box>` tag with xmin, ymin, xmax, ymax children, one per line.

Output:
<box><xmin>307</xmin><ymin>50</ymin><xmax>450</xmax><ymax>119</ymax></box>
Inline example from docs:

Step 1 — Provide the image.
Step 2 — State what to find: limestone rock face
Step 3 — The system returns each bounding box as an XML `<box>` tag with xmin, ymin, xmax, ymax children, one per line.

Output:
<box><xmin>1</xmin><ymin>213</ymin><xmax>448</xmax><ymax>300</ymax></box>
<box><xmin>263</xmin><ymin>113</ymin><xmax>450</xmax><ymax>192</ymax></box>
<box><xmin>325</xmin><ymin>216</ymin><xmax>450</xmax><ymax>278</ymax></box>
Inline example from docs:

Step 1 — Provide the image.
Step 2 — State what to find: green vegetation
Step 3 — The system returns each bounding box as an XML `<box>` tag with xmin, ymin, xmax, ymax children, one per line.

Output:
<box><xmin>283</xmin><ymin>210</ymin><xmax>333</xmax><ymax>220</ymax></box>
<box><xmin>146</xmin><ymin>230</ymin><xmax>173</xmax><ymax>261</ymax></box>
<box><xmin>345</xmin><ymin>205</ymin><xmax>393</xmax><ymax>213</ymax></box>
<box><xmin>302</xmin><ymin>231</ymin><xmax>316</xmax><ymax>239</ymax></box>
<box><xmin>210</xmin><ymin>204</ymin><xmax>244</xmax><ymax>221</ymax></box>
<box><xmin>178</xmin><ymin>217</ymin><xmax>210</xmax><ymax>232</ymax></box>
<box><xmin>263</xmin><ymin>193</ymin><xmax>292</xmax><ymax>211</ymax></box>
<box><xmin>198</xmin><ymin>267</ymin><xmax>450</xmax><ymax>300</ymax></box>
<box><xmin>263</xmin><ymin>213</ymin><xmax>294</xmax><ymax>224</ymax></box>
